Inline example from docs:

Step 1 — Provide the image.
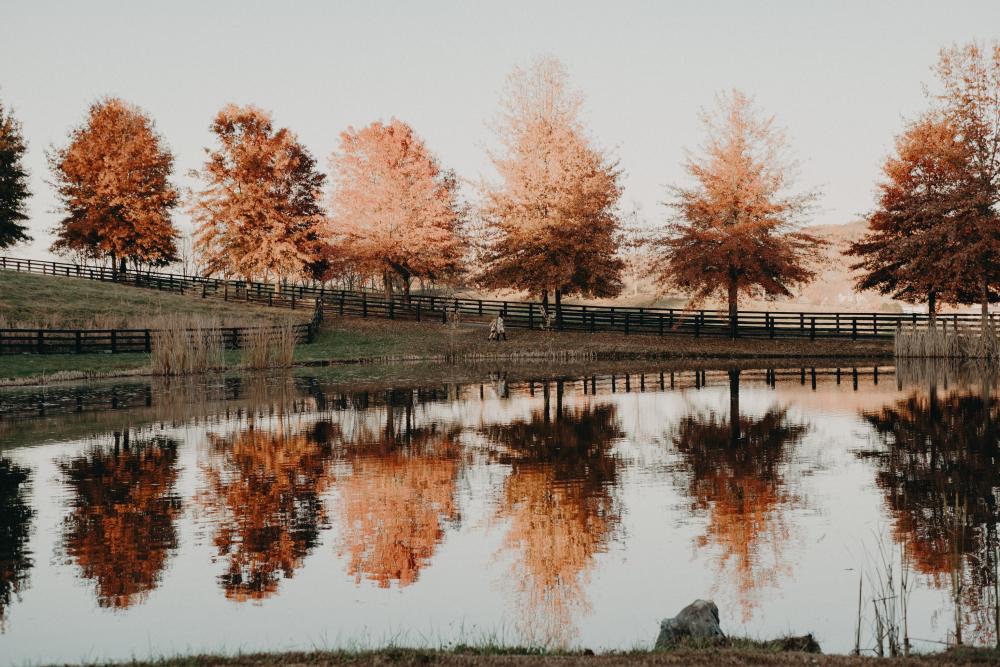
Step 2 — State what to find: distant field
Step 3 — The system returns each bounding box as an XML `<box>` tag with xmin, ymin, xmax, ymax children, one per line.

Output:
<box><xmin>0</xmin><ymin>270</ymin><xmax>308</xmax><ymax>328</ymax></box>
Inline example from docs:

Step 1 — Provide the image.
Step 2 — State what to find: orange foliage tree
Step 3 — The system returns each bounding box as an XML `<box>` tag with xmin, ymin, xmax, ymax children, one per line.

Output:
<box><xmin>201</xmin><ymin>423</ymin><xmax>333</xmax><ymax>601</ymax></box>
<box><xmin>847</xmin><ymin>115</ymin><xmax>972</xmax><ymax>320</ymax></box>
<box><xmin>652</xmin><ymin>91</ymin><xmax>823</xmax><ymax>332</ymax></box>
<box><xmin>931</xmin><ymin>42</ymin><xmax>1000</xmax><ymax>318</ymax></box>
<box><xmin>478</xmin><ymin>57</ymin><xmax>625</xmax><ymax>318</ymax></box>
<box><xmin>671</xmin><ymin>371</ymin><xmax>807</xmax><ymax>621</ymax></box>
<box><xmin>191</xmin><ymin>105</ymin><xmax>329</xmax><ymax>284</ymax></box>
<box><xmin>49</xmin><ymin>98</ymin><xmax>179</xmax><ymax>271</ymax></box>
<box><xmin>0</xmin><ymin>457</ymin><xmax>33</xmax><ymax>628</ymax></box>
<box><xmin>59</xmin><ymin>435</ymin><xmax>181</xmax><ymax>608</ymax></box>
<box><xmin>328</xmin><ymin>119</ymin><xmax>465</xmax><ymax>299</ymax></box>
<box><xmin>335</xmin><ymin>408</ymin><xmax>461</xmax><ymax>588</ymax></box>
<box><xmin>482</xmin><ymin>384</ymin><xmax>623</xmax><ymax>646</ymax></box>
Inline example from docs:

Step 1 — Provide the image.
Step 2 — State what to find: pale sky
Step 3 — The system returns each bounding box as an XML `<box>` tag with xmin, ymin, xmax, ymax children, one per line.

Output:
<box><xmin>3</xmin><ymin>0</ymin><xmax>999</xmax><ymax>261</ymax></box>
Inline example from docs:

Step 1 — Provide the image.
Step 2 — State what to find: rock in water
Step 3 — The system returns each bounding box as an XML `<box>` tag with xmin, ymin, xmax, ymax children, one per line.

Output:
<box><xmin>655</xmin><ymin>599</ymin><xmax>724</xmax><ymax>649</ymax></box>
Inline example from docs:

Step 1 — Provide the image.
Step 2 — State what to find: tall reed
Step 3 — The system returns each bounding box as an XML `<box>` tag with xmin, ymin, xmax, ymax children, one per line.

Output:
<box><xmin>239</xmin><ymin>321</ymin><xmax>297</xmax><ymax>369</ymax></box>
<box><xmin>150</xmin><ymin>314</ymin><xmax>225</xmax><ymax>376</ymax></box>
<box><xmin>895</xmin><ymin>321</ymin><xmax>1000</xmax><ymax>360</ymax></box>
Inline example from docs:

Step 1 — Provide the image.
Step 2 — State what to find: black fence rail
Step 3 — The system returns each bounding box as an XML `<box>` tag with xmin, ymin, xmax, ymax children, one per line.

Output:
<box><xmin>1</xmin><ymin>255</ymin><xmax>990</xmax><ymax>340</ymax></box>
<box><xmin>0</xmin><ymin>323</ymin><xmax>315</xmax><ymax>355</ymax></box>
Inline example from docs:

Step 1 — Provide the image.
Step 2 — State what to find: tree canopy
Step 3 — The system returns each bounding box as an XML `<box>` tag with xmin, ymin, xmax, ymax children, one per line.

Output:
<box><xmin>328</xmin><ymin>119</ymin><xmax>465</xmax><ymax>298</ymax></box>
<box><xmin>0</xmin><ymin>100</ymin><xmax>31</xmax><ymax>250</ymax></box>
<box><xmin>652</xmin><ymin>90</ymin><xmax>823</xmax><ymax>323</ymax></box>
<box><xmin>478</xmin><ymin>57</ymin><xmax>625</xmax><ymax>309</ymax></box>
<box><xmin>191</xmin><ymin>105</ymin><xmax>328</xmax><ymax>283</ymax></box>
<box><xmin>49</xmin><ymin>98</ymin><xmax>179</xmax><ymax>270</ymax></box>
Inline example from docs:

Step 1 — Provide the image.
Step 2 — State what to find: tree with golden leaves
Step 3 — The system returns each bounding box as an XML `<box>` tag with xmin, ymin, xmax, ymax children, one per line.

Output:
<box><xmin>478</xmin><ymin>57</ymin><xmax>625</xmax><ymax>318</ymax></box>
<box><xmin>191</xmin><ymin>105</ymin><xmax>328</xmax><ymax>284</ymax></box>
<box><xmin>50</xmin><ymin>98</ymin><xmax>179</xmax><ymax>271</ymax></box>
<box><xmin>931</xmin><ymin>42</ymin><xmax>1000</xmax><ymax>319</ymax></box>
<box><xmin>653</xmin><ymin>91</ymin><xmax>823</xmax><ymax>333</ymax></box>
<box><xmin>848</xmin><ymin>114</ymin><xmax>972</xmax><ymax>321</ymax></box>
<box><xmin>59</xmin><ymin>435</ymin><xmax>181</xmax><ymax>609</ymax></box>
<box><xmin>328</xmin><ymin>119</ymin><xmax>465</xmax><ymax>299</ymax></box>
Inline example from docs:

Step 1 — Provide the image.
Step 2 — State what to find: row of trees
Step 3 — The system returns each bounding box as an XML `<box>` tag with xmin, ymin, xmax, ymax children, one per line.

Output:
<box><xmin>0</xmin><ymin>43</ymin><xmax>998</xmax><ymax>320</ymax></box>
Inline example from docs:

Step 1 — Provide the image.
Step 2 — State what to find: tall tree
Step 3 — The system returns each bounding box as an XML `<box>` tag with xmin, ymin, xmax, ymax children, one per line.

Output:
<box><xmin>328</xmin><ymin>119</ymin><xmax>465</xmax><ymax>299</ymax></box>
<box><xmin>50</xmin><ymin>98</ymin><xmax>179</xmax><ymax>271</ymax></box>
<box><xmin>847</xmin><ymin>114</ymin><xmax>972</xmax><ymax>321</ymax></box>
<box><xmin>0</xmin><ymin>100</ymin><xmax>31</xmax><ymax>249</ymax></box>
<box><xmin>478</xmin><ymin>57</ymin><xmax>625</xmax><ymax>318</ymax></box>
<box><xmin>652</xmin><ymin>91</ymin><xmax>823</xmax><ymax>334</ymax></box>
<box><xmin>191</xmin><ymin>105</ymin><xmax>328</xmax><ymax>284</ymax></box>
<box><xmin>932</xmin><ymin>42</ymin><xmax>1000</xmax><ymax>320</ymax></box>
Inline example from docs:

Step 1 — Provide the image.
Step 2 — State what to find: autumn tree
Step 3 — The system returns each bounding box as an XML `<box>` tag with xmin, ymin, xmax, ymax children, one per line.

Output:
<box><xmin>847</xmin><ymin>114</ymin><xmax>972</xmax><ymax>321</ymax></box>
<box><xmin>0</xmin><ymin>99</ymin><xmax>31</xmax><ymax>249</ymax></box>
<box><xmin>191</xmin><ymin>105</ymin><xmax>328</xmax><ymax>284</ymax></box>
<box><xmin>50</xmin><ymin>98</ymin><xmax>179</xmax><ymax>271</ymax></box>
<box><xmin>931</xmin><ymin>42</ymin><xmax>1000</xmax><ymax>319</ymax></box>
<box><xmin>478</xmin><ymin>57</ymin><xmax>625</xmax><ymax>319</ymax></box>
<box><xmin>328</xmin><ymin>119</ymin><xmax>465</xmax><ymax>299</ymax></box>
<box><xmin>653</xmin><ymin>91</ymin><xmax>823</xmax><ymax>334</ymax></box>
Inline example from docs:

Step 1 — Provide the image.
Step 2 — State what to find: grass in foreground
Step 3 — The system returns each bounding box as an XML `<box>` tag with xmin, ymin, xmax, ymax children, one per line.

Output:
<box><xmin>37</xmin><ymin>645</ymin><xmax>1000</xmax><ymax>667</ymax></box>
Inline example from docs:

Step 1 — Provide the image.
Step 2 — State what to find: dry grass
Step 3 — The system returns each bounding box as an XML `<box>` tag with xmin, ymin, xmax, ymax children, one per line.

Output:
<box><xmin>150</xmin><ymin>315</ymin><xmax>226</xmax><ymax>376</ymax></box>
<box><xmin>239</xmin><ymin>321</ymin><xmax>298</xmax><ymax>369</ymax></box>
<box><xmin>895</xmin><ymin>323</ymin><xmax>1000</xmax><ymax>359</ymax></box>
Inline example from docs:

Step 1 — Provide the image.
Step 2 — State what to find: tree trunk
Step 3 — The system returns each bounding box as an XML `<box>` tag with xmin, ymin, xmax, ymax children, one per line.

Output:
<box><xmin>119</xmin><ymin>255</ymin><xmax>126</xmax><ymax>275</ymax></box>
<box><xmin>554</xmin><ymin>288</ymin><xmax>562</xmax><ymax>329</ymax></box>
<box><xmin>727</xmin><ymin>278</ymin><xmax>739</xmax><ymax>339</ymax></box>
<box><xmin>928</xmin><ymin>289</ymin><xmax>937</xmax><ymax>326</ymax></box>
<box><xmin>982</xmin><ymin>272</ymin><xmax>990</xmax><ymax>328</ymax></box>
<box><xmin>383</xmin><ymin>271</ymin><xmax>393</xmax><ymax>300</ymax></box>
<box><xmin>541</xmin><ymin>289</ymin><xmax>549</xmax><ymax>314</ymax></box>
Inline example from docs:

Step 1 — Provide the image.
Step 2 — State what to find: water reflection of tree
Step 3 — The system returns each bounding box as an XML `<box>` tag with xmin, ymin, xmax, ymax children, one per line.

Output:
<box><xmin>335</xmin><ymin>402</ymin><xmax>462</xmax><ymax>588</ymax></box>
<box><xmin>858</xmin><ymin>389</ymin><xmax>1000</xmax><ymax>645</ymax></box>
<box><xmin>482</xmin><ymin>380</ymin><xmax>624</xmax><ymax>647</ymax></box>
<box><xmin>60</xmin><ymin>434</ymin><xmax>181</xmax><ymax>608</ymax></box>
<box><xmin>202</xmin><ymin>422</ymin><xmax>334</xmax><ymax>601</ymax></box>
<box><xmin>672</xmin><ymin>370</ymin><xmax>807</xmax><ymax>621</ymax></box>
<box><xmin>0</xmin><ymin>458</ymin><xmax>33</xmax><ymax>628</ymax></box>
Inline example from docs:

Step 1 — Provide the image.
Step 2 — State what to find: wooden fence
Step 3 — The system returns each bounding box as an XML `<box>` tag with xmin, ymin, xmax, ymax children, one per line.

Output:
<box><xmin>0</xmin><ymin>323</ymin><xmax>316</xmax><ymax>356</ymax></box>
<box><xmin>1</xmin><ymin>255</ymin><xmax>990</xmax><ymax>340</ymax></box>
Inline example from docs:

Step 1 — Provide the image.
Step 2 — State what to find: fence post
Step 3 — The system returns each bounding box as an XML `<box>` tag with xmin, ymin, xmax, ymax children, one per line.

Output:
<box><xmin>75</xmin><ymin>330</ymin><xmax>82</xmax><ymax>354</ymax></box>
<box><xmin>624</xmin><ymin>313</ymin><xmax>630</xmax><ymax>336</ymax></box>
<box><xmin>852</xmin><ymin>318</ymin><xmax>858</xmax><ymax>340</ymax></box>
<box><xmin>291</xmin><ymin>294</ymin><xmax>296</xmax><ymax>310</ymax></box>
<box><xmin>810</xmin><ymin>317</ymin><xmax>816</xmax><ymax>340</ymax></box>
<box><xmin>144</xmin><ymin>330</ymin><xmax>151</xmax><ymax>353</ymax></box>
<box><xmin>478</xmin><ymin>299</ymin><xmax>483</xmax><ymax>316</ymax></box>
<box><xmin>111</xmin><ymin>330</ymin><xmax>117</xmax><ymax>353</ymax></box>
<box><xmin>231</xmin><ymin>328</ymin><xmax>239</xmax><ymax>349</ymax></box>
<box><xmin>528</xmin><ymin>304</ymin><xmax>534</xmax><ymax>329</ymax></box>
<box><xmin>590</xmin><ymin>312</ymin><xmax>595</xmax><ymax>333</ymax></box>
<box><xmin>339</xmin><ymin>292</ymin><xmax>345</xmax><ymax>315</ymax></box>
<box><xmin>694</xmin><ymin>314</ymin><xmax>701</xmax><ymax>338</ymax></box>
<box><xmin>37</xmin><ymin>330</ymin><xmax>44</xmax><ymax>354</ymax></box>
<box><xmin>416</xmin><ymin>302</ymin><xmax>422</xmax><ymax>322</ymax></box>
<box><xmin>362</xmin><ymin>294</ymin><xmax>368</xmax><ymax>317</ymax></box>
<box><xmin>389</xmin><ymin>299</ymin><xmax>395</xmax><ymax>320</ymax></box>
<box><xmin>659</xmin><ymin>314</ymin><xmax>664</xmax><ymax>336</ymax></box>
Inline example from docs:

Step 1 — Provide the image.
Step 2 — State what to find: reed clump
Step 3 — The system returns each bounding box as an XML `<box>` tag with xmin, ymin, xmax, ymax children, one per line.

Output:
<box><xmin>150</xmin><ymin>315</ymin><xmax>226</xmax><ymax>376</ymax></box>
<box><xmin>239</xmin><ymin>321</ymin><xmax>298</xmax><ymax>369</ymax></box>
<box><xmin>895</xmin><ymin>321</ymin><xmax>1000</xmax><ymax>360</ymax></box>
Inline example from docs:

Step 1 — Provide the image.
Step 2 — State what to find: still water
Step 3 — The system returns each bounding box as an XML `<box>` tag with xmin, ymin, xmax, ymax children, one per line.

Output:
<box><xmin>0</xmin><ymin>363</ymin><xmax>998</xmax><ymax>663</ymax></box>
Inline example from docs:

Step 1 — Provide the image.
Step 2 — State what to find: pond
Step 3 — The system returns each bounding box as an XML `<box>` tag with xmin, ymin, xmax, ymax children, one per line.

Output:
<box><xmin>0</xmin><ymin>362</ymin><xmax>998</xmax><ymax>663</ymax></box>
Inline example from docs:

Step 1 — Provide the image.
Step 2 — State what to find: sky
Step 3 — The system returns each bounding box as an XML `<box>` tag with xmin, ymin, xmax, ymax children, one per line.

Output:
<box><xmin>2</xmin><ymin>0</ymin><xmax>999</xmax><ymax>261</ymax></box>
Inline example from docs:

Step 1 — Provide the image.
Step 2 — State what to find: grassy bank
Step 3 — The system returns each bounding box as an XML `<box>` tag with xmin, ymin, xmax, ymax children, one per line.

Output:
<box><xmin>39</xmin><ymin>645</ymin><xmax>1000</xmax><ymax>667</ymax></box>
<box><xmin>0</xmin><ymin>270</ymin><xmax>306</xmax><ymax>327</ymax></box>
